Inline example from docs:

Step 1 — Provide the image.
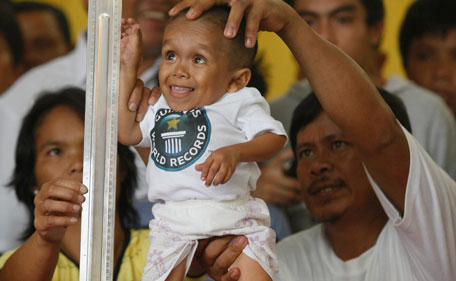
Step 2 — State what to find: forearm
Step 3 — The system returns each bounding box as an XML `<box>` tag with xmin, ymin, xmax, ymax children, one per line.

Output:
<box><xmin>0</xmin><ymin>232</ymin><xmax>60</xmax><ymax>281</ymax></box>
<box><xmin>118</xmin><ymin>66</ymin><xmax>142</xmax><ymax>145</ymax></box>
<box><xmin>234</xmin><ymin>133</ymin><xmax>286</xmax><ymax>163</ymax></box>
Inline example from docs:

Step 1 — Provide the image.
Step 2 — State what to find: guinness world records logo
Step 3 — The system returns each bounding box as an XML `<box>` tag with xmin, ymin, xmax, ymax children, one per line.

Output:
<box><xmin>150</xmin><ymin>107</ymin><xmax>211</xmax><ymax>171</ymax></box>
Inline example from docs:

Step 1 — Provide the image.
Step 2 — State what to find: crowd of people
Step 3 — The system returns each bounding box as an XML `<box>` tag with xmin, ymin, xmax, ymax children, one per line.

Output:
<box><xmin>0</xmin><ymin>0</ymin><xmax>455</xmax><ymax>280</ymax></box>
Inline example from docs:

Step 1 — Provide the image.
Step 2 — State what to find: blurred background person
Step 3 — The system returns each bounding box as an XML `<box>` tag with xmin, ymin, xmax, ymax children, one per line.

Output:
<box><xmin>13</xmin><ymin>1</ymin><xmax>72</xmax><ymax>70</ymax></box>
<box><xmin>0</xmin><ymin>0</ymin><xmax>25</xmax><ymax>94</ymax></box>
<box><xmin>400</xmin><ymin>0</ymin><xmax>456</xmax><ymax>116</ymax></box>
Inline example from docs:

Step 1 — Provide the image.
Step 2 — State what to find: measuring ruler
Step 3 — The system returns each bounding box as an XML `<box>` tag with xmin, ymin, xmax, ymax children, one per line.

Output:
<box><xmin>80</xmin><ymin>0</ymin><xmax>122</xmax><ymax>280</ymax></box>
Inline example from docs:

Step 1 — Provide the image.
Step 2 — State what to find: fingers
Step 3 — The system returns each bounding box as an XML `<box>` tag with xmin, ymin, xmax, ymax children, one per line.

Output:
<box><xmin>169</xmin><ymin>0</ymin><xmax>210</xmax><ymax>20</ymax></box>
<box><xmin>148</xmin><ymin>86</ymin><xmax>161</xmax><ymax>106</ymax></box>
<box><xmin>221</xmin><ymin>268</ymin><xmax>241</xmax><ymax>281</ymax></box>
<box><xmin>243</xmin><ymin>5</ymin><xmax>261</xmax><ymax>48</ymax></box>
<box><xmin>34</xmin><ymin>179</ymin><xmax>87</xmax><ymax>228</ymax></box>
<box><xmin>136</xmin><ymin>87</ymin><xmax>152</xmax><ymax>121</ymax></box>
<box><xmin>224</xmin><ymin>0</ymin><xmax>247</xmax><ymax>38</ymax></box>
<box><xmin>205</xmin><ymin>236</ymin><xmax>247</xmax><ymax>280</ymax></box>
<box><xmin>127</xmin><ymin>79</ymin><xmax>145</xmax><ymax>112</ymax></box>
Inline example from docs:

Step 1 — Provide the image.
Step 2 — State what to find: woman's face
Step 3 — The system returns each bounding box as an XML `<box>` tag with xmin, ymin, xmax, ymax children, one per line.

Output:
<box><xmin>34</xmin><ymin>106</ymin><xmax>84</xmax><ymax>187</ymax></box>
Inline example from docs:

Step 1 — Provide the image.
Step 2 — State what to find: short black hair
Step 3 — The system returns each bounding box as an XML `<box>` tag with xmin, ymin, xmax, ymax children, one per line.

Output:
<box><xmin>10</xmin><ymin>88</ymin><xmax>139</xmax><ymax>240</ymax></box>
<box><xmin>399</xmin><ymin>0</ymin><xmax>456</xmax><ymax>67</ymax></box>
<box><xmin>13</xmin><ymin>1</ymin><xmax>72</xmax><ymax>48</ymax></box>
<box><xmin>0</xmin><ymin>0</ymin><xmax>24</xmax><ymax>66</ymax></box>
<box><xmin>288</xmin><ymin>88</ymin><xmax>411</xmax><ymax>177</ymax></box>
<box><xmin>168</xmin><ymin>5</ymin><xmax>258</xmax><ymax>70</ymax></box>
<box><xmin>285</xmin><ymin>0</ymin><xmax>384</xmax><ymax>27</ymax></box>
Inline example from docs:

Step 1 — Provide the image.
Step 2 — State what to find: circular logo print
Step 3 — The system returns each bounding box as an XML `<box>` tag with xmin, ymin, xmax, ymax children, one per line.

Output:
<box><xmin>150</xmin><ymin>107</ymin><xmax>211</xmax><ymax>171</ymax></box>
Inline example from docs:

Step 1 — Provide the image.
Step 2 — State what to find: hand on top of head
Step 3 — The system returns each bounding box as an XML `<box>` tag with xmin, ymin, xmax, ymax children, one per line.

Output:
<box><xmin>169</xmin><ymin>0</ymin><xmax>295</xmax><ymax>48</ymax></box>
<box><xmin>120</xmin><ymin>18</ymin><xmax>143</xmax><ymax>71</ymax></box>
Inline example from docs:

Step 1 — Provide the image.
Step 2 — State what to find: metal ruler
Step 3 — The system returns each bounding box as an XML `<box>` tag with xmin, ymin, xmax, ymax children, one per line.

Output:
<box><xmin>80</xmin><ymin>0</ymin><xmax>122</xmax><ymax>280</ymax></box>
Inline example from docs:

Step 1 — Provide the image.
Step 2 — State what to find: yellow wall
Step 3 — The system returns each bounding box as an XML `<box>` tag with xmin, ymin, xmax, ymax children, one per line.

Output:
<box><xmin>17</xmin><ymin>0</ymin><xmax>416</xmax><ymax>100</ymax></box>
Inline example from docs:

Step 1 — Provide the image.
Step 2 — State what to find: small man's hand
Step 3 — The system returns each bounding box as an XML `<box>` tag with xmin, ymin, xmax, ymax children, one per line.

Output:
<box><xmin>195</xmin><ymin>146</ymin><xmax>240</xmax><ymax>187</ymax></box>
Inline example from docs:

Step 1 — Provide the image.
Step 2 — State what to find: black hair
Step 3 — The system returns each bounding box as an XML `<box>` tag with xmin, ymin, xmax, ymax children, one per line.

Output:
<box><xmin>399</xmin><ymin>0</ymin><xmax>456</xmax><ymax>67</ymax></box>
<box><xmin>10</xmin><ymin>88</ymin><xmax>138</xmax><ymax>240</ymax></box>
<box><xmin>0</xmin><ymin>0</ymin><xmax>24</xmax><ymax>66</ymax></box>
<box><xmin>168</xmin><ymin>4</ymin><xmax>258</xmax><ymax>70</ymax></box>
<box><xmin>247</xmin><ymin>55</ymin><xmax>269</xmax><ymax>96</ymax></box>
<box><xmin>288</xmin><ymin>88</ymin><xmax>411</xmax><ymax>177</ymax></box>
<box><xmin>284</xmin><ymin>0</ymin><xmax>384</xmax><ymax>27</ymax></box>
<box><xmin>13</xmin><ymin>1</ymin><xmax>72</xmax><ymax>48</ymax></box>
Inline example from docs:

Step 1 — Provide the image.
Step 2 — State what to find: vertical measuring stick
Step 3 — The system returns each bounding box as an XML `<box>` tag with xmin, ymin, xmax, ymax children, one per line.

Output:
<box><xmin>80</xmin><ymin>0</ymin><xmax>122</xmax><ymax>280</ymax></box>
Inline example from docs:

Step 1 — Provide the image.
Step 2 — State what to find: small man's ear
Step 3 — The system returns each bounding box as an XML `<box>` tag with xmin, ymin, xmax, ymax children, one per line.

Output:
<box><xmin>227</xmin><ymin>68</ymin><xmax>251</xmax><ymax>93</ymax></box>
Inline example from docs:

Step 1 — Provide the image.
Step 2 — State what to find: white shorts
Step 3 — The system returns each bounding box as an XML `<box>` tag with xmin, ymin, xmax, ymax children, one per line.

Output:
<box><xmin>141</xmin><ymin>195</ymin><xmax>279</xmax><ymax>280</ymax></box>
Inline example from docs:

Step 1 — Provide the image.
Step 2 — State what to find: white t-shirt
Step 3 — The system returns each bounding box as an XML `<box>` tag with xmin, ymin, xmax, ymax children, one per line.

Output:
<box><xmin>275</xmin><ymin>127</ymin><xmax>456</xmax><ymax>281</ymax></box>
<box><xmin>137</xmin><ymin>87</ymin><xmax>287</xmax><ymax>202</ymax></box>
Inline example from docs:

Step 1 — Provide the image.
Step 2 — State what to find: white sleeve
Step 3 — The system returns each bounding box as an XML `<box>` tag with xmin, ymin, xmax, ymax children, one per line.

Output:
<box><xmin>135</xmin><ymin>106</ymin><xmax>155</xmax><ymax>148</ymax></box>
<box><xmin>235</xmin><ymin>88</ymin><xmax>288</xmax><ymax>141</ymax></box>
<box><xmin>365</xmin><ymin>125</ymin><xmax>456</xmax><ymax>280</ymax></box>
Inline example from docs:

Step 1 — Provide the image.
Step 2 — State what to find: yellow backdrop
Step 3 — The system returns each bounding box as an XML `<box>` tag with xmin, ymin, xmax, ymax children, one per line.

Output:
<box><xmin>14</xmin><ymin>0</ymin><xmax>415</xmax><ymax>99</ymax></box>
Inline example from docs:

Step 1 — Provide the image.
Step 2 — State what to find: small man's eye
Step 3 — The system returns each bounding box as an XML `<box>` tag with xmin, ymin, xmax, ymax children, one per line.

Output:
<box><xmin>166</xmin><ymin>51</ymin><xmax>176</xmax><ymax>61</ymax></box>
<box><xmin>194</xmin><ymin>56</ymin><xmax>206</xmax><ymax>64</ymax></box>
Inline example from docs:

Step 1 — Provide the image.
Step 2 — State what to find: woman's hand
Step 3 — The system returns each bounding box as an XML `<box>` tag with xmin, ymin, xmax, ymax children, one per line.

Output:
<box><xmin>169</xmin><ymin>0</ymin><xmax>296</xmax><ymax>48</ymax></box>
<box><xmin>33</xmin><ymin>178</ymin><xmax>87</xmax><ymax>244</ymax></box>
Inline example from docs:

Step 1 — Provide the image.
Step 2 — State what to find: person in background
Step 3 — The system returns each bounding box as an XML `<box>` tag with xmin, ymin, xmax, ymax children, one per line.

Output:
<box><xmin>399</xmin><ymin>0</ymin><xmax>456</xmax><ymax>116</ymax></box>
<box><xmin>0</xmin><ymin>0</ymin><xmax>25</xmax><ymax>94</ymax></box>
<box><xmin>13</xmin><ymin>1</ymin><xmax>72</xmax><ymax>71</ymax></box>
<box><xmin>256</xmin><ymin>0</ymin><xmax>456</xmax><ymax>233</ymax></box>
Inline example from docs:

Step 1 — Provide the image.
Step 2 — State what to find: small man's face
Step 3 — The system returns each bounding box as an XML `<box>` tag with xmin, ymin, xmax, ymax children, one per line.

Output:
<box><xmin>159</xmin><ymin>17</ymin><xmax>235</xmax><ymax>111</ymax></box>
<box><xmin>16</xmin><ymin>10</ymin><xmax>70</xmax><ymax>70</ymax></box>
<box><xmin>405</xmin><ymin>28</ymin><xmax>456</xmax><ymax>115</ymax></box>
<box><xmin>293</xmin><ymin>0</ymin><xmax>382</xmax><ymax>70</ymax></box>
<box><xmin>295</xmin><ymin>113</ymin><xmax>382</xmax><ymax>222</ymax></box>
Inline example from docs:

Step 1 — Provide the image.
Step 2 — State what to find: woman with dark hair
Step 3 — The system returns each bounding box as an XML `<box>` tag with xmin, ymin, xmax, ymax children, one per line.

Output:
<box><xmin>0</xmin><ymin>87</ymin><xmax>146</xmax><ymax>280</ymax></box>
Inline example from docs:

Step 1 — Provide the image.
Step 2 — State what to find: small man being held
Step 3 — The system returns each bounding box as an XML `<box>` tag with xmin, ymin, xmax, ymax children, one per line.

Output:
<box><xmin>118</xmin><ymin>5</ymin><xmax>287</xmax><ymax>281</ymax></box>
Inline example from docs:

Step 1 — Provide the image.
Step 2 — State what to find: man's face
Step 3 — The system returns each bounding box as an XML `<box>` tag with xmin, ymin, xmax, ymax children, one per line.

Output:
<box><xmin>159</xmin><ymin>17</ymin><xmax>235</xmax><ymax>111</ymax></box>
<box><xmin>405</xmin><ymin>28</ymin><xmax>456</xmax><ymax>115</ymax></box>
<box><xmin>295</xmin><ymin>113</ymin><xmax>380</xmax><ymax>222</ymax></box>
<box><xmin>124</xmin><ymin>0</ymin><xmax>170</xmax><ymax>59</ymax></box>
<box><xmin>16</xmin><ymin>10</ymin><xmax>70</xmax><ymax>70</ymax></box>
<box><xmin>293</xmin><ymin>0</ymin><xmax>382</xmax><ymax>71</ymax></box>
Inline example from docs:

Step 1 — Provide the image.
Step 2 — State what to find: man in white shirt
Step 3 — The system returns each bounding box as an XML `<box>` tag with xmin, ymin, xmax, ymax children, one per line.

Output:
<box><xmin>255</xmin><ymin>0</ymin><xmax>456</xmax><ymax>233</ymax></box>
<box><xmin>275</xmin><ymin>89</ymin><xmax>456</xmax><ymax>280</ymax></box>
<box><xmin>0</xmin><ymin>0</ymin><xmax>169</xmax><ymax>253</ymax></box>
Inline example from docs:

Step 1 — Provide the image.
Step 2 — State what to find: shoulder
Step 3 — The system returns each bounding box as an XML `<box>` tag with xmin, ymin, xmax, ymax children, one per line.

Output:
<box><xmin>0</xmin><ymin>248</ymin><xmax>16</xmax><ymax>269</ymax></box>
